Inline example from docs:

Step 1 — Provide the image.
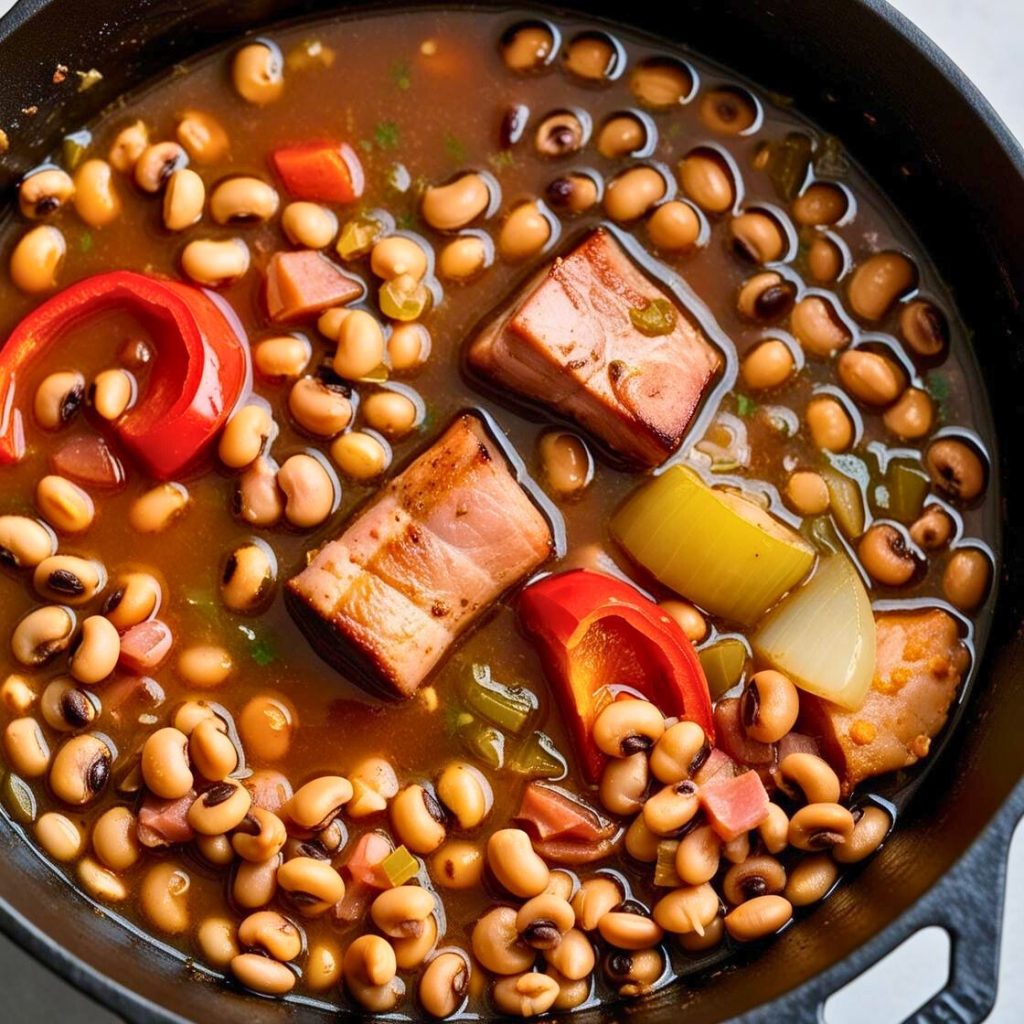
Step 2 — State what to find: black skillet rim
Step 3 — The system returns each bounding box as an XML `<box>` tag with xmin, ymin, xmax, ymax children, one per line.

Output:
<box><xmin>0</xmin><ymin>0</ymin><xmax>1021</xmax><ymax>1021</ymax></box>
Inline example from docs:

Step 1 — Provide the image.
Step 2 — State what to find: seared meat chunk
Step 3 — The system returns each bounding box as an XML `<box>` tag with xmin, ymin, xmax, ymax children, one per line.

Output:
<box><xmin>287</xmin><ymin>413</ymin><xmax>553</xmax><ymax>697</ymax></box>
<box><xmin>801</xmin><ymin>609</ymin><xmax>970</xmax><ymax>794</ymax></box>
<box><xmin>467</xmin><ymin>228</ymin><xmax>721</xmax><ymax>466</ymax></box>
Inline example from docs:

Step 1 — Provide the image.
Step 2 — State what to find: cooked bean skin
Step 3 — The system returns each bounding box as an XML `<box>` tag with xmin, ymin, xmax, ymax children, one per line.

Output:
<box><xmin>232</xmin><ymin>41</ymin><xmax>284</xmax><ymax>105</ymax></box>
<box><xmin>422</xmin><ymin>174</ymin><xmax>491</xmax><ymax>231</ymax></box>
<box><xmin>943</xmin><ymin>548</ymin><xmax>991</xmax><ymax>611</ymax></box>
<box><xmin>926</xmin><ymin>438</ymin><xmax>986</xmax><ymax>503</ymax></box>
<box><xmin>0</xmin><ymin>516</ymin><xmax>55</xmax><ymax>569</ymax></box>
<box><xmin>724</xmin><ymin>895</ymin><xmax>792</xmax><ymax>941</ymax></box>
<box><xmin>859</xmin><ymin>523</ymin><xmax>918</xmax><ymax>587</ymax></box>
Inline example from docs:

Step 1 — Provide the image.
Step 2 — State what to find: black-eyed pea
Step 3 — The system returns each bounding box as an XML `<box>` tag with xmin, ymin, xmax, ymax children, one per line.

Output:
<box><xmin>724</xmin><ymin>894</ymin><xmax>793</xmax><ymax>941</ymax></box>
<box><xmin>848</xmin><ymin>251</ymin><xmax>917</xmax><ymax>321</ymax></box>
<box><xmin>109</xmin><ymin>120</ymin><xmax>148</xmax><ymax>173</ymax></box>
<box><xmin>677</xmin><ymin>912</ymin><xmax>726</xmax><ymax>952</ymax></box>
<box><xmin>288</xmin><ymin>376</ymin><xmax>352</xmax><ymax>437</ymax></box>
<box><xmin>361</xmin><ymin>390</ymin><xmax>420</xmax><ymax>439</ymax></box>
<box><xmin>141</xmin><ymin>727</ymin><xmax>193</xmax><ymax>800</ymax></box>
<box><xmin>700</xmin><ymin>87</ymin><xmax>758</xmax><ymax>134</ymax></box>
<box><xmin>492</xmin><ymin>972</ymin><xmax>560</xmax><ymax>1017</ymax></box>
<box><xmin>572</xmin><ymin>875</ymin><xmax>623</xmax><ymax>931</ymax></box>
<box><xmin>564</xmin><ymin>32</ymin><xmax>618</xmax><ymax>81</ymax></box>
<box><xmin>808</xmin><ymin>235</ymin><xmax>846</xmax><ymax>283</ymax></box>
<box><xmin>793</xmin><ymin>182</ymin><xmax>848</xmax><ymax>226</ymax></box>
<box><xmin>599</xmin><ymin>752</ymin><xmax>648</xmax><ymax>816</ymax></box>
<box><xmin>652</xmin><ymin>885</ymin><xmax>719</xmax><ymax>935</ymax></box>
<box><xmin>140</xmin><ymin>860</ymin><xmax>191</xmax><ymax>934</ymax></box>
<box><xmin>624</xmin><ymin>814</ymin><xmax>660</xmax><ymax>863</ymax></box>
<box><xmin>910</xmin><ymin>506</ymin><xmax>956</xmax><ymax>553</ymax></box>
<box><xmin>162</xmin><ymin>168</ymin><xmax>205</xmax><ymax>231</ymax></box>
<box><xmin>422</xmin><ymin>173</ymin><xmax>491</xmax><ymax>231</ymax></box>
<box><xmin>778</xmin><ymin>752</ymin><xmax>841</xmax><ymax>805</ymax></box>
<box><xmin>285</xmin><ymin>775</ymin><xmax>353</xmax><ymax>831</ymax></box>
<box><xmin>189</xmin><ymin>716</ymin><xmax>238</xmax><ymax>781</ymax></box>
<box><xmin>77</xmin><ymin>855</ymin><xmax>128</xmax><ymax>902</ymax></box>
<box><xmin>436</xmin><ymin>762</ymin><xmax>492</xmax><ymax>830</ymax></box>
<box><xmin>232</xmin><ymin>806</ymin><xmax>287</xmax><ymax>862</ymax></box>
<box><xmin>604</xmin><ymin>166</ymin><xmax>667</xmax><ymax>223</ymax></box>
<box><xmin>348</xmin><ymin>974</ymin><xmax>406</xmax><ymax>1012</ymax></box>
<box><xmin>230</xmin><ymin>953</ymin><xmax>295</xmax><ymax>995</ymax></box>
<box><xmin>176</xmin><ymin>110</ymin><xmax>229</xmax><ymax>163</ymax></box>
<box><xmin>546</xmin><ymin>173</ymin><xmax>599</xmax><ymax>214</ymax></box>
<box><xmin>538</xmin><ymin>431</ymin><xmax>592</xmax><ymax>498</ymax></box>
<box><xmin>722</xmin><ymin>855</ymin><xmax>787</xmax><ymax>906</ymax></box>
<box><xmin>238</xmin><ymin>693</ymin><xmax>295</xmax><ymax>762</ymax></box>
<box><xmin>237</xmin><ymin>456</ymin><xmax>285</xmax><ymax>528</ymax></box>
<box><xmin>34</xmin><ymin>371</ymin><xmax>85</xmax><ymax>430</ymax></box>
<box><xmin>371</xmin><ymin>235</ymin><xmax>429</xmax><ymax>281</ymax></box>
<box><xmin>534</xmin><ymin>110</ymin><xmax>587</xmax><ymax>158</ymax></box>
<box><xmin>834</xmin><ymin>805</ymin><xmax>892</xmax><ymax>864</ymax></box>
<box><xmin>741</xmin><ymin>339</ymin><xmax>795</xmax><ymax>390</ymax></box>
<box><xmin>883</xmin><ymin>387</ymin><xmax>934</xmax><ymax>440</ymax></box>
<box><xmin>90</xmin><ymin>368</ymin><xmax>135</xmax><ymax>421</ymax></box>
<box><xmin>197</xmin><ymin>916</ymin><xmax>240</xmax><ymax>968</ymax></box>
<box><xmin>317</xmin><ymin>305</ymin><xmax>351</xmax><ymax>342</ymax></box>
<box><xmin>593</xmin><ymin>698</ymin><xmax>665</xmax><ymax>758</ymax></box>
<box><xmin>345</xmin><ymin>933</ymin><xmax>398</xmax><ymax>987</ymax></box>
<box><xmin>784</xmin><ymin>854</ymin><xmax>838</xmax><ymax>907</ymax></box>
<box><xmin>498</xmin><ymin>200</ymin><xmax>553</xmax><ymax>260</ymax></box>
<box><xmin>678</xmin><ymin>149</ymin><xmax>736</xmax><ymax>214</ymax></box>
<box><xmin>926</xmin><ymin>438</ymin><xmax>987</xmax><ymax>503</ymax></box>
<box><xmin>598</xmin><ymin>908</ymin><xmax>664</xmax><ymax>949</ymax></box>
<box><xmin>39</xmin><ymin>677</ymin><xmax>96</xmax><ymax>732</ymax></box>
<box><xmin>277</xmin><ymin>453</ymin><xmax>336</xmax><ymax>527</ymax></box>
<box><xmin>219</xmin><ymin>404</ymin><xmax>274</xmax><ymax>469</ymax></box>
<box><xmin>472</xmin><ymin>906</ymin><xmax>535</xmax><ymax>975</ymax></box>
<box><xmin>69</xmin><ymin>615</ymin><xmax>120</xmax><ymax>685</ymax></box>
<box><xmin>630</xmin><ymin>57</ymin><xmax>692</xmax><ymax>108</ymax></box>
<box><xmin>281</xmin><ymin>202</ymin><xmax>337</xmax><ymax>248</ymax></box>
<box><xmin>346</xmin><ymin>777</ymin><xmax>387</xmax><ymax>818</ymax></box>
<box><xmin>210</xmin><ymin>176</ymin><xmax>279</xmax><ymax>224</ymax></box>
<box><xmin>643</xmin><ymin>780</ymin><xmax>699</xmax><ymax>836</ymax></box>
<box><xmin>181</xmin><ymin>237</ymin><xmax>250</xmax><ymax>287</ymax></box>
<box><xmin>737</xmin><ymin>271</ymin><xmax>797</xmax><ymax>322</ymax></box>
<box><xmin>177</xmin><ymin>645</ymin><xmax>233</xmax><ymax>689</ymax></box>
<box><xmin>330</xmin><ymin>430</ymin><xmax>391</xmax><ymax>480</ymax></box>
<box><xmin>741</xmin><ymin>669</ymin><xmax>800</xmax><ymax>744</ymax></box>
<box><xmin>791</xmin><ymin>295</ymin><xmax>852</xmax><ymax>356</ymax></box>
<box><xmin>49</xmin><ymin>733</ymin><xmax>111</xmax><ymax>805</ymax></box>
<box><xmin>501</xmin><ymin>21</ymin><xmax>555</xmax><ymax>72</ymax></box>
<box><xmin>387</xmin><ymin>322</ymin><xmax>431</xmax><ymax>371</ymax></box>
<box><xmin>306</xmin><ymin>940</ymin><xmax>343</xmax><ymax>991</ymax></box>
<box><xmin>759</xmin><ymin>803</ymin><xmax>790</xmax><ymax>855</ymax></box>
<box><xmin>350</xmin><ymin>754</ymin><xmax>399</xmax><ymax>799</ymax></box>
<box><xmin>36</xmin><ymin>811</ymin><xmax>83</xmax><ymax>861</ymax></box>
<box><xmin>10</xmin><ymin>225</ymin><xmax>65</xmax><ymax>293</ymax></box>
<box><xmin>420</xmin><ymin>950</ymin><xmax>470</xmax><ymax>1018</ymax></box>
<box><xmin>788</xmin><ymin>802</ymin><xmax>856</xmax><ymax>852</ymax></box>
<box><xmin>391</xmin><ymin>784</ymin><xmax>447</xmax><ymax>854</ymax></box>
<box><xmin>858</xmin><ymin>523</ymin><xmax>918</xmax><ymax>587</ymax></box>
<box><xmin>597</xmin><ymin>113</ymin><xmax>649</xmax><ymax>158</ymax></box>
<box><xmin>722</xmin><ymin>832</ymin><xmax>751</xmax><ymax>865</ymax></box>
<box><xmin>730</xmin><ymin>210</ymin><xmax>787</xmax><ymax>263</ymax></box>
<box><xmin>3</xmin><ymin>717</ymin><xmax>50</xmax><ymax>778</ymax></box>
<box><xmin>675</xmin><ymin>825</ymin><xmax>721</xmax><ymax>886</ymax></box>
<box><xmin>647</xmin><ymin>199</ymin><xmax>701</xmax><ymax>252</ymax></box>
<box><xmin>545</xmin><ymin>869</ymin><xmax>577</xmax><ymax>902</ymax></box>
<box><xmin>516</xmin><ymin>893</ymin><xmax>575</xmax><ymax>950</ymax></box>
<box><xmin>133</xmin><ymin>142</ymin><xmax>187</xmax><ymax>193</ymax></box>
<box><xmin>232</xmin><ymin>41</ymin><xmax>284</xmax><ymax>105</ymax></box>
<box><xmin>1</xmin><ymin>674</ymin><xmax>37</xmax><ymax>714</ymax></box>
<box><xmin>430</xmin><ymin>839</ymin><xmax>484</xmax><ymax>889</ymax></box>
<box><xmin>232</xmin><ymin>853</ymin><xmax>281</xmax><ymax>909</ymax></box>
<box><xmin>188</xmin><ymin>779</ymin><xmax>252</xmax><ymax>835</ymax></box>
<box><xmin>943</xmin><ymin>547</ymin><xmax>992</xmax><ymax>612</ymax></box>
<box><xmin>237</xmin><ymin>909</ymin><xmax>302</xmax><ymax>961</ymax></box>
<box><xmin>371</xmin><ymin>884</ymin><xmax>436</xmax><ymax>938</ymax></box>
<box><xmin>487</xmin><ymin>828</ymin><xmax>549</xmax><ymax>898</ymax></box>
<box><xmin>221</xmin><ymin>541</ymin><xmax>276</xmax><ymax>612</ymax></box>
<box><xmin>438</xmin><ymin>235</ymin><xmax>489</xmax><ymax>281</ymax></box>
<box><xmin>393</xmin><ymin>913</ymin><xmax>440</xmax><ymax>969</ymax></box>
<box><xmin>603</xmin><ymin>946</ymin><xmax>664</xmax><ymax>997</ymax></box>
<box><xmin>128</xmin><ymin>482</ymin><xmax>190</xmax><ymax>533</ymax></box>
<box><xmin>253</xmin><ymin>335</ymin><xmax>311</xmax><ymax>380</ymax></box>
<box><xmin>11</xmin><ymin>604</ymin><xmax>75</xmax><ymax>666</ymax></box>
<box><xmin>91</xmin><ymin>805</ymin><xmax>141</xmax><ymax>870</ymax></box>
<box><xmin>542</xmin><ymin>927</ymin><xmax>594</xmax><ymax>981</ymax></box>
<box><xmin>837</xmin><ymin>349</ymin><xmax>907</xmax><ymax>406</ymax></box>
<box><xmin>806</xmin><ymin>395</ymin><xmax>854</xmax><ymax>452</ymax></box>
<box><xmin>36</xmin><ymin>475</ymin><xmax>94</xmax><ymax>533</ymax></box>
<box><xmin>900</xmin><ymin>300</ymin><xmax>949</xmax><ymax>359</ymax></box>
<box><xmin>785</xmin><ymin>471</ymin><xmax>830</xmax><ymax>517</ymax></box>
<box><xmin>196</xmin><ymin>832</ymin><xmax>235</xmax><ymax>867</ymax></box>
<box><xmin>72</xmin><ymin>158</ymin><xmax>122</xmax><ymax>225</ymax></box>
<box><xmin>0</xmin><ymin>515</ymin><xmax>56</xmax><ymax>570</ymax></box>
<box><xmin>103</xmin><ymin>572</ymin><xmax>161</xmax><ymax>630</ymax></box>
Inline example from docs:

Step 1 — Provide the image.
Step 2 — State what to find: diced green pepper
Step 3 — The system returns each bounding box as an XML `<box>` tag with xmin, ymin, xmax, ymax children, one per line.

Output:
<box><xmin>463</xmin><ymin>664</ymin><xmax>537</xmax><ymax>735</ymax></box>
<box><xmin>381</xmin><ymin>845</ymin><xmax>419</xmax><ymax>886</ymax></box>
<box><xmin>62</xmin><ymin>129</ymin><xmax>91</xmax><ymax>171</ymax></box>
<box><xmin>337</xmin><ymin>214</ymin><xmax>384</xmax><ymax>261</ymax></box>
<box><xmin>456</xmin><ymin>713</ymin><xmax>505</xmax><ymax>770</ymax></box>
<box><xmin>2</xmin><ymin>772</ymin><xmax>36</xmax><ymax>824</ymax></box>
<box><xmin>698</xmin><ymin>637</ymin><xmax>748</xmax><ymax>698</ymax></box>
<box><xmin>761</xmin><ymin>132</ymin><xmax>813</xmax><ymax>201</ymax></box>
<box><xmin>379</xmin><ymin>276</ymin><xmax>430</xmax><ymax>321</ymax></box>
<box><xmin>629</xmin><ymin>297</ymin><xmax>677</xmax><ymax>337</ymax></box>
<box><xmin>511</xmin><ymin>731</ymin><xmax>567</xmax><ymax>780</ymax></box>
<box><xmin>654</xmin><ymin>840</ymin><xmax>682</xmax><ymax>887</ymax></box>
<box><xmin>823</xmin><ymin>458</ymin><xmax>868</xmax><ymax>540</ymax></box>
<box><xmin>884</xmin><ymin>461</ymin><xmax>930</xmax><ymax>523</ymax></box>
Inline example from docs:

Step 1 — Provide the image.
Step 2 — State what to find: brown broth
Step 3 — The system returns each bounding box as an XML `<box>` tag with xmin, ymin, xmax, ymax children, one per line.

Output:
<box><xmin>0</xmin><ymin>6</ymin><xmax>998</xmax><ymax>1015</ymax></box>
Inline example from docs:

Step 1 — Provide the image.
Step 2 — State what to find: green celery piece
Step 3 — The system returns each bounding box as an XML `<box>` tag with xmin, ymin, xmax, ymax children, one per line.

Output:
<box><xmin>698</xmin><ymin>637</ymin><xmax>748</xmax><ymax>698</ymax></box>
<box><xmin>885</xmin><ymin>461</ymin><xmax>930</xmax><ymax>523</ymax></box>
<box><xmin>2</xmin><ymin>773</ymin><xmax>36</xmax><ymax>824</ymax></box>
<box><xmin>381</xmin><ymin>845</ymin><xmax>419</xmax><ymax>886</ymax></box>
<box><xmin>457</xmin><ymin>714</ymin><xmax>505</xmax><ymax>770</ymax></box>
<box><xmin>464</xmin><ymin>664</ymin><xmax>537</xmax><ymax>735</ymax></box>
<box><xmin>511</xmin><ymin>732</ymin><xmax>567</xmax><ymax>780</ymax></box>
<box><xmin>62</xmin><ymin>129</ymin><xmax>91</xmax><ymax>170</ymax></box>
<box><xmin>654</xmin><ymin>840</ymin><xmax>682</xmax><ymax>887</ymax></box>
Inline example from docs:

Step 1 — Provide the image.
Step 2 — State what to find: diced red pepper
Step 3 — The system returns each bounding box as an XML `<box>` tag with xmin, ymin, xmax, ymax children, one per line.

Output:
<box><xmin>518</xmin><ymin>569</ymin><xmax>714</xmax><ymax>783</ymax></box>
<box><xmin>271</xmin><ymin>142</ymin><xmax>365</xmax><ymax>204</ymax></box>
<box><xmin>699</xmin><ymin>770</ymin><xmax>770</xmax><ymax>842</ymax></box>
<box><xmin>49</xmin><ymin>435</ymin><xmax>125</xmax><ymax>490</ymax></box>
<box><xmin>264</xmin><ymin>250</ymin><xmax>363</xmax><ymax>323</ymax></box>
<box><xmin>335</xmin><ymin>830</ymin><xmax>392</xmax><ymax>922</ymax></box>
<box><xmin>118</xmin><ymin>619</ymin><xmax>173</xmax><ymax>673</ymax></box>
<box><xmin>137</xmin><ymin>790</ymin><xmax>195</xmax><ymax>848</ymax></box>
<box><xmin>516</xmin><ymin>782</ymin><xmax>614</xmax><ymax>843</ymax></box>
<box><xmin>0</xmin><ymin>271</ymin><xmax>249</xmax><ymax>480</ymax></box>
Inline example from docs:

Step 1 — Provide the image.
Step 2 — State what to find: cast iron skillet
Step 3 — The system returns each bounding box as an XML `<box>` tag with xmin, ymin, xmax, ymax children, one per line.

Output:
<box><xmin>0</xmin><ymin>1</ymin><xmax>1022</xmax><ymax>1021</ymax></box>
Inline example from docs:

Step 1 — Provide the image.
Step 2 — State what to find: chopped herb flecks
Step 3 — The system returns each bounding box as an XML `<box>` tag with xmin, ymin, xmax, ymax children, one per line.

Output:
<box><xmin>390</xmin><ymin>60</ymin><xmax>412</xmax><ymax>91</ymax></box>
<box><xmin>374</xmin><ymin>120</ymin><xmax>400</xmax><ymax>150</ymax></box>
<box><xmin>443</xmin><ymin>132</ymin><xmax>467</xmax><ymax>163</ymax></box>
<box><xmin>735</xmin><ymin>393</ymin><xmax>758</xmax><ymax>418</ymax></box>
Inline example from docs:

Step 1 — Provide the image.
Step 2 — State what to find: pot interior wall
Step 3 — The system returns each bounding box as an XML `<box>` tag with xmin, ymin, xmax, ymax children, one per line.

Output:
<box><xmin>0</xmin><ymin>1</ymin><xmax>1022</xmax><ymax>1021</ymax></box>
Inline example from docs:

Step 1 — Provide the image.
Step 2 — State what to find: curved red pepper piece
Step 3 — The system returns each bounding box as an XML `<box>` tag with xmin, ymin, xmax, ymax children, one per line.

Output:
<box><xmin>519</xmin><ymin>568</ymin><xmax>714</xmax><ymax>783</ymax></box>
<box><xmin>0</xmin><ymin>271</ymin><xmax>249</xmax><ymax>480</ymax></box>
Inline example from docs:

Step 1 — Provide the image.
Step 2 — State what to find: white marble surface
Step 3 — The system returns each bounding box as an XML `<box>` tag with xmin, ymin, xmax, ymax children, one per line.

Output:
<box><xmin>0</xmin><ymin>1</ymin><xmax>1020</xmax><ymax>1022</ymax></box>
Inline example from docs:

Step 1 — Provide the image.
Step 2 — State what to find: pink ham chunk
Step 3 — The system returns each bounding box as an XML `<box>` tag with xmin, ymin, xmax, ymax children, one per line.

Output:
<box><xmin>467</xmin><ymin>228</ymin><xmax>721</xmax><ymax>466</ymax></box>
<box><xmin>265</xmin><ymin>250</ymin><xmax>363</xmax><ymax>322</ymax></box>
<box><xmin>287</xmin><ymin>413</ymin><xmax>553</xmax><ymax>697</ymax></box>
<box><xmin>699</xmin><ymin>770</ymin><xmax>770</xmax><ymax>842</ymax></box>
<box><xmin>138</xmin><ymin>790</ymin><xmax>195</xmax><ymax>848</ymax></box>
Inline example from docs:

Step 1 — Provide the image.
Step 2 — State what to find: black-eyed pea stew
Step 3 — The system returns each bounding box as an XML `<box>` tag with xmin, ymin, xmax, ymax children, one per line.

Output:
<box><xmin>0</xmin><ymin>9</ymin><xmax>996</xmax><ymax>1020</ymax></box>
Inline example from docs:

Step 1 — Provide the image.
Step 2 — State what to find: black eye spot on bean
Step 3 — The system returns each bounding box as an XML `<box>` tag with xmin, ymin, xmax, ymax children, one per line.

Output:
<box><xmin>423</xmin><ymin>788</ymin><xmax>447</xmax><ymax>825</ymax></box>
<box><xmin>60</xmin><ymin>383</ymin><xmax>84</xmax><ymax>424</ymax></box>
<box><xmin>102</xmin><ymin>587</ymin><xmax>125</xmax><ymax>614</ymax></box>
<box><xmin>61</xmin><ymin>689</ymin><xmax>94</xmax><ymax>728</ymax></box>
<box><xmin>88</xmin><ymin>752</ymin><xmax>111</xmax><ymax>795</ymax></box>
<box><xmin>621</xmin><ymin>734</ymin><xmax>653</xmax><ymax>756</ymax></box>
<box><xmin>755</xmin><ymin>281</ymin><xmax>796</xmax><ymax>319</ymax></box>
<box><xmin>500</xmin><ymin>104</ymin><xmax>529</xmax><ymax>148</ymax></box>
<box><xmin>205</xmin><ymin>781</ymin><xmax>236</xmax><ymax>807</ymax></box>
<box><xmin>222</xmin><ymin>554</ymin><xmax>239</xmax><ymax>586</ymax></box>
<box><xmin>48</xmin><ymin>568</ymin><xmax>85</xmax><ymax>596</ymax></box>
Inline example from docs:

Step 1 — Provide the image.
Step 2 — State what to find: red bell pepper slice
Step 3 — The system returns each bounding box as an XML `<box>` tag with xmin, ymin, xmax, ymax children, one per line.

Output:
<box><xmin>519</xmin><ymin>569</ymin><xmax>714</xmax><ymax>784</ymax></box>
<box><xmin>0</xmin><ymin>271</ymin><xmax>249</xmax><ymax>480</ymax></box>
<box><xmin>271</xmin><ymin>141</ymin><xmax>365</xmax><ymax>204</ymax></box>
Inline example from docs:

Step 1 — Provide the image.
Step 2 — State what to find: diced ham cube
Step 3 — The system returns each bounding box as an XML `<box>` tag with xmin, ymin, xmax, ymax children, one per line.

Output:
<box><xmin>138</xmin><ymin>790</ymin><xmax>195</xmax><ymax>847</ymax></box>
<box><xmin>467</xmin><ymin>228</ymin><xmax>721</xmax><ymax>466</ymax></box>
<box><xmin>265</xmin><ymin>250</ymin><xmax>363</xmax><ymax>323</ymax></box>
<box><xmin>699</xmin><ymin>770</ymin><xmax>770</xmax><ymax>842</ymax></box>
<box><xmin>287</xmin><ymin>413</ymin><xmax>553</xmax><ymax>697</ymax></box>
<box><xmin>119</xmin><ymin>620</ymin><xmax>173</xmax><ymax>673</ymax></box>
<box><xmin>692</xmin><ymin>746</ymin><xmax>738</xmax><ymax>786</ymax></box>
<box><xmin>50</xmin><ymin>435</ymin><xmax>126</xmax><ymax>490</ymax></box>
<box><xmin>801</xmin><ymin>609</ymin><xmax>969</xmax><ymax>795</ymax></box>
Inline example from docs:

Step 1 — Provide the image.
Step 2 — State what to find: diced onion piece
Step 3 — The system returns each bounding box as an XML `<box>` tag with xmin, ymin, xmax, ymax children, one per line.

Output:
<box><xmin>752</xmin><ymin>553</ymin><xmax>875</xmax><ymax>710</ymax></box>
<box><xmin>612</xmin><ymin>466</ymin><xmax>815</xmax><ymax>625</ymax></box>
